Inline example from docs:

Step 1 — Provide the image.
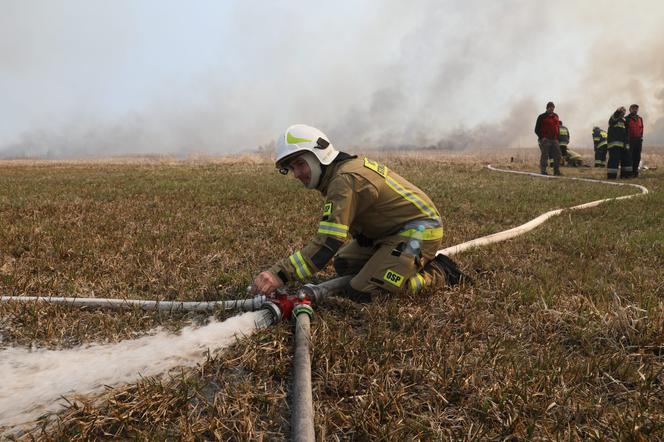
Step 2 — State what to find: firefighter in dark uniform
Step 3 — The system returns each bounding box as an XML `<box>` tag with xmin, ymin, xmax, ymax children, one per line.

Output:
<box><xmin>592</xmin><ymin>126</ymin><xmax>608</xmax><ymax>167</ymax></box>
<box><xmin>626</xmin><ymin>104</ymin><xmax>644</xmax><ymax>177</ymax></box>
<box><xmin>606</xmin><ymin>107</ymin><xmax>633</xmax><ymax>179</ymax></box>
<box><xmin>251</xmin><ymin>124</ymin><xmax>464</xmax><ymax>301</ymax></box>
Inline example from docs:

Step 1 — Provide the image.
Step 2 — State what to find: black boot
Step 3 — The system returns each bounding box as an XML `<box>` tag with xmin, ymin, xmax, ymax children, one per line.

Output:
<box><xmin>424</xmin><ymin>254</ymin><xmax>472</xmax><ymax>286</ymax></box>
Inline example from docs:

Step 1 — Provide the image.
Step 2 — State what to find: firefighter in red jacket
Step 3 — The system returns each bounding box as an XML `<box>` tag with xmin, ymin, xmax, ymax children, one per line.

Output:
<box><xmin>626</xmin><ymin>104</ymin><xmax>644</xmax><ymax>177</ymax></box>
<box><xmin>606</xmin><ymin>107</ymin><xmax>633</xmax><ymax>179</ymax></box>
<box><xmin>534</xmin><ymin>101</ymin><xmax>562</xmax><ymax>176</ymax></box>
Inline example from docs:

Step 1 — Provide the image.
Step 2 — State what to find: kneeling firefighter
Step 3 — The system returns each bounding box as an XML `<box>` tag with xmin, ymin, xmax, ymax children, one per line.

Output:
<box><xmin>251</xmin><ymin>124</ymin><xmax>466</xmax><ymax>302</ymax></box>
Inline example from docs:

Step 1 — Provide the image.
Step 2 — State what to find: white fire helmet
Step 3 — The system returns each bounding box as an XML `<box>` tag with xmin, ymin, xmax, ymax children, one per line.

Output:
<box><xmin>275</xmin><ymin>124</ymin><xmax>339</xmax><ymax>171</ymax></box>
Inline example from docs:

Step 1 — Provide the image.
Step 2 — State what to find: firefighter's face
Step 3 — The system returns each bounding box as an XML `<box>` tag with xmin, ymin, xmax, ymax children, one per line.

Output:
<box><xmin>290</xmin><ymin>155</ymin><xmax>311</xmax><ymax>186</ymax></box>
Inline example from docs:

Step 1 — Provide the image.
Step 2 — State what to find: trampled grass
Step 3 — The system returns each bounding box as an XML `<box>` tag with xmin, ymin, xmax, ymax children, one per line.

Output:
<box><xmin>1</xmin><ymin>150</ymin><xmax>662</xmax><ymax>440</ymax></box>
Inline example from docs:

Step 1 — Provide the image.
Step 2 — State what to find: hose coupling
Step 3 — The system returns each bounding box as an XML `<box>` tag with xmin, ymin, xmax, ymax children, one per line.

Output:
<box><xmin>260</xmin><ymin>301</ymin><xmax>283</xmax><ymax>324</ymax></box>
<box><xmin>292</xmin><ymin>303</ymin><xmax>314</xmax><ymax>319</ymax></box>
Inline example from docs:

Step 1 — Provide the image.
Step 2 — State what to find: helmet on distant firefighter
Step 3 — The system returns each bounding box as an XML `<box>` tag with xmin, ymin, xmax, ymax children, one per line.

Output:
<box><xmin>275</xmin><ymin>124</ymin><xmax>339</xmax><ymax>171</ymax></box>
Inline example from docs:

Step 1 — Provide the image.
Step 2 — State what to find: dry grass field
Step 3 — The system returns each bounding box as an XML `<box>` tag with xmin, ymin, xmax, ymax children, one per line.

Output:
<box><xmin>1</xmin><ymin>148</ymin><xmax>663</xmax><ymax>440</ymax></box>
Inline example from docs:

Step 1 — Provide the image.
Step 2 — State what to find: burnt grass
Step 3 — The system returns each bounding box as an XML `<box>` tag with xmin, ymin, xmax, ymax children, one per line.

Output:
<box><xmin>1</xmin><ymin>152</ymin><xmax>663</xmax><ymax>440</ymax></box>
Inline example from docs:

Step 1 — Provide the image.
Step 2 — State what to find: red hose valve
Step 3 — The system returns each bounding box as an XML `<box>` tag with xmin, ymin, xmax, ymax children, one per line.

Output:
<box><xmin>265</xmin><ymin>289</ymin><xmax>313</xmax><ymax>322</ymax></box>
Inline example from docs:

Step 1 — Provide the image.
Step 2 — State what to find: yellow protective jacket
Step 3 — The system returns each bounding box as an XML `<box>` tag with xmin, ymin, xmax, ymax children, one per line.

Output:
<box><xmin>269</xmin><ymin>156</ymin><xmax>443</xmax><ymax>283</ymax></box>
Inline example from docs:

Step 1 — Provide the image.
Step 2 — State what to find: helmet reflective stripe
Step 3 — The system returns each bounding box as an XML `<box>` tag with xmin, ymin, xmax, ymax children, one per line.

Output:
<box><xmin>287</xmin><ymin>133</ymin><xmax>313</xmax><ymax>144</ymax></box>
<box><xmin>275</xmin><ymin>124</ymin><xmax>339</xmax><ymax>168</ymax></box>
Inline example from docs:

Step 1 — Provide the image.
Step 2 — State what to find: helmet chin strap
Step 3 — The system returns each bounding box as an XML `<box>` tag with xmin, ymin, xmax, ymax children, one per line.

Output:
<box><xmin>301</xmin><ymin>152</ymin><xmax>322</xmax><ymax>189</ymax></box>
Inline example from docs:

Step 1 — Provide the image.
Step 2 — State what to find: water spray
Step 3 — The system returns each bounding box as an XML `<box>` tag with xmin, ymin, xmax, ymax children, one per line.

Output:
<box><xmin>0</xmin><ymin>276</ymin><xmax>352</xmax><ymax>439</ymax></box>
<box><xmin>0</xmin><ymin>166</ymin><xmax>650</xmax><ymax>439</ymax></box>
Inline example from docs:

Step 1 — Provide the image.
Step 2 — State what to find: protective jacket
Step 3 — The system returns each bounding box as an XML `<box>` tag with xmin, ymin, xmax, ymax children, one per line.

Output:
<box><xmin>535</xmin><ymin>112</ymin><xmax>560</xmax><ymax>140</ymax></box>
<box><xmin>565</xmin><ymin>148</ymin><xmax>583</xmax><ymax>165</ymax></box>
<box><xmin>608</xmin><ymin>113</ymin><xmax>629</xmax><ymax>148</ymax></box>
<box><xmin>592</xmin><ymin>128</ymin><xmax>608</xmax><ymax>150</ymax></box>
<box><xmin>269</xmin><ymin>156</ymin><xmax>442</xmax><ymax>283</ymax></box>
<box><xmin>626</xmin><ymin>114</ymin><xmax>644</xmax><ymax>139</ymax></box>
<box><xmin>558</xmin><ymin>125</ymin><xmax>570</xmax><ymax>146</ymax></box>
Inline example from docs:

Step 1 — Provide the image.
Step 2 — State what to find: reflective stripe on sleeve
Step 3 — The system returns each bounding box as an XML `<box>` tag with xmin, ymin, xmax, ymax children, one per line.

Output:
<box><xmin>608</xmin><ymin>141</ymin><xmax>625</xmax><ymax>148</ymax></box>
<box><xmin>318</xmin><ymin>221</ymin><xmax>349</xmax><ymax>238</ymax></box>
<box><xmin>289</xmin><ymin>251</ymin><xmax>312</xmax><ymax>280</ymax></box>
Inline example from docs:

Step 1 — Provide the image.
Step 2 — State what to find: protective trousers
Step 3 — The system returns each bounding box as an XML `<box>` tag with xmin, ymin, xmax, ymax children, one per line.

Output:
<box><xmin>594</xmin><ymin>146</ymin><xmax>607</xmax><ymax>167</ymax></box>
<box><xmin>333</xmin><ymin>234</ymin><xmax>445</xmax><ymax>302</ymax></box>
<box><xmin>629</xmin><ymin>138</ymin><xmax>643</xmax><ymax>177</ymax></box>
<box><xmin>607</xmin><ymin>146</ymin><xmax>633</xmax><ymax>179</ymax></box>
<box><xmin>539</xmin><ymin>138</ymin><xmax>561</xmax><ymax>175</ymax></box>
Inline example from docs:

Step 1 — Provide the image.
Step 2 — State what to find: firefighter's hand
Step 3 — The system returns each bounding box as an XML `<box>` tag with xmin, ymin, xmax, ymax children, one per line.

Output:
<box><xmin>252</xmin><ymin>271</ymin><xmax>283</xmax><ymax>295</ymax></box>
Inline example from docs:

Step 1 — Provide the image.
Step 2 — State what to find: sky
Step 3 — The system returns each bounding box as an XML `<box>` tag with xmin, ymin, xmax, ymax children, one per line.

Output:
<box><xmin>1</xmin><ymin>0</ymin><xmax>663</xmax><ymax>158</ymax></box>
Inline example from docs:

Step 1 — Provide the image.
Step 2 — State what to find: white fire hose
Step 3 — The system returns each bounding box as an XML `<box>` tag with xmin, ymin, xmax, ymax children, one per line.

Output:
<box><xmin>0</xmin><ymin>165</ymin><xmax>650</xmax><ymax>310</ymax></box>
<box><xmin>438</xmin><ymin>165</ymin><xmax>649</xmax><ymax>257</ymax></box>
<box><xmin>0</xmin><ymin>164</ymin><xmax>650</xmax><ymax>442</ymax></box>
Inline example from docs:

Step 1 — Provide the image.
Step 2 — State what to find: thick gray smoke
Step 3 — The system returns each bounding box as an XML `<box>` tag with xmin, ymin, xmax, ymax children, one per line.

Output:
<box><xmin>1</xmin><ymin>0</ymin><xmax>663</xmax><ymax>159</ymax></box>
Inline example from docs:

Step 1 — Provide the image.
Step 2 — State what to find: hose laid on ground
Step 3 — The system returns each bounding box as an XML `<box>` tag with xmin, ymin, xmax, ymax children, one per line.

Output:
<box><xmin>437</xmin><ymin>165</ymin><xmax>649</xmax><ymax>257</ymax></box>
<box><xmin>0</xmin><ymin>167</ymin><xmax>649</xmax><ymax>310</ymax></box>
<box><xmin>0</xmin><ymin>165</ymin><xmax>650</xmax><ymax>441</ymax></box>
<box><xmin>292</xmin><ymin>308</ymin><xmax>316</xmax><ymax>442</ymax></box>
<box><xmin>0</xmin><ymin>294</ymin><xmax>267</xmax><ymax>312</ymax></box>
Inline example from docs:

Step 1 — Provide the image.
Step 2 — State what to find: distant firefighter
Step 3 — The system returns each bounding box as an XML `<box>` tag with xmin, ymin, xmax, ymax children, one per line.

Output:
<box><xmin>549</xmin><ymin>121</ymin><xmax>584</xmax><ymax>167</ymax></box>
<box><xmin>626</xmin><ymin>104</ymin><xmax>644</xmax><ymax>177</ymax></box>
<box><xmin>592</xmin><ymin>126</ymin><xmax>608</xmax><ymax>167</ymax></box>
<box><xmin>564</xmin><ymin>148</ymin><xmax>584</xmax><ymax>167</ymax></box>
<box><xmin>558</xmin><ymin>121</ymin><xmax>570</xmax><ymax>160</ymax></box>
<box><xmin>607</xmin><ymin>107</ymin><xmax>633</xmax><ymax>179</ymax></box>
<box><xmin>534</xmin><ymin>101</ymin><xmax>562</xmax><ymax>176</ymax></box>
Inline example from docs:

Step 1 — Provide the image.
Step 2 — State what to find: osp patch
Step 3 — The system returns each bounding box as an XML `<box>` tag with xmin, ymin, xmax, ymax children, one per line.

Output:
<box><xmin>383</xmin><ymin>269</ymin><xmax>404</xmax><ymax>287</ymax></box>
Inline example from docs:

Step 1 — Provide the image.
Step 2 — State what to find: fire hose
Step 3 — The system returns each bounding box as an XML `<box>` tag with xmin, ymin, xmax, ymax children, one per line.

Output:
<box><xmin>0</xmin><ymin>167</ymin><xmax>648</xmax><ymax>311</ymax></box>
<box><xmin>0</xmin><ymin>165</ymin><xmax>650</xmax><ymax>441</ymax></box>
<box><xmin>438</xmin><ymin>165</ymin><xmax>649</xmax><ymax>257</ymax></box>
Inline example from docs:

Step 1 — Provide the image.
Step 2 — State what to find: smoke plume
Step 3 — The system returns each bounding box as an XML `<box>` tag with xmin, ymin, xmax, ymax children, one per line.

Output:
<box><xmin>1</xmin><ymin>0</ymin><xmax>663</xmax><ymax>159</ymax></box>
